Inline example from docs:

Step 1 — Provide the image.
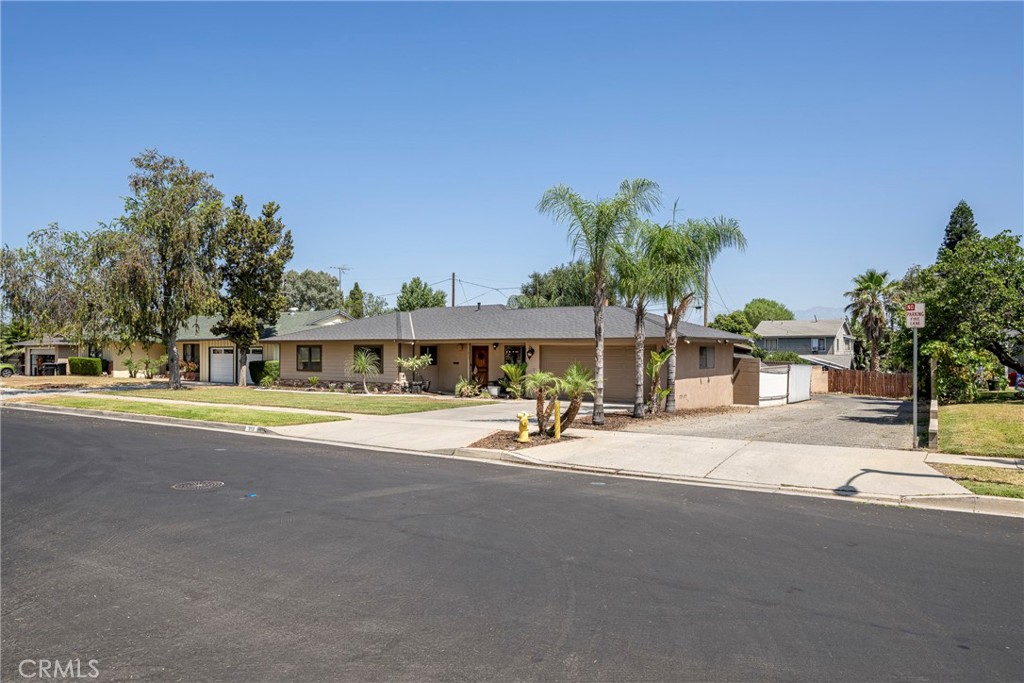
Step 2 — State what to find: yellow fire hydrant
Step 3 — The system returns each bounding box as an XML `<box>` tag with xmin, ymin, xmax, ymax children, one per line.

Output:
<box><xmin>516</xmin><ymin>412</ymin><xmax>530</xmax><ymax>443</ymax></box>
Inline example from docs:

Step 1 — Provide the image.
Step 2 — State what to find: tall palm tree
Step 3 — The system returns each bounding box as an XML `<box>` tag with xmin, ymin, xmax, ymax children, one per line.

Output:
<box><xmin>612</xmin><ymin>220</ymin><xmax>661</xmax><ymax>418</ymax></box>
<box><xmin>538</xmin><ymin>179</ymin><xmax>661</xmax><ymax>425</ymax></box>
<box><xmin>650</xmin><ymin>212</ymin><xmax>747</xmax><ymax>413</ymax></box>
<box><xmin>844</xmin><ymin>268</ymin><xmax>895</xmax><ymax>372</ymax></box>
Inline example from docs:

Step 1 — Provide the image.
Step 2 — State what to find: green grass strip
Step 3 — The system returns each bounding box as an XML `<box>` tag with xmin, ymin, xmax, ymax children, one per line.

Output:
<box><xmin>116</xmin><ymin>387</ymin><xmax>495</xmax><ymax>415</ymax></box>
<box><xmin>33</xmin><ymin>396</ymin><xmax>347</xmax><ymax>427</ymax></box>
<box><xmin>939</xmin><ymin>402</ymin><xmax>1024</xmax><ymax>459</ymax></box>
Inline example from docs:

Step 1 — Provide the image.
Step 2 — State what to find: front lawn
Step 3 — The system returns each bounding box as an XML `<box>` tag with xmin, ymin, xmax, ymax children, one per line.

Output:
<box><xmin>939</xmin><ymin>397</ymin><xmax>1024</xmax><ymax>459</ymax></box>
<box><xmin>930</xmin><ymin>463</ymin><xmax>1024</xmax><ymax>499</ymax></box>
<box><xmin>0</xmin><ymin>375</ymin><xmax>165</xmax><ymax>390</ymax></box>
<box><xmin>115</xmin><ymin>387</ymin><xmax>496</xmax><ymax>415</ymax></box>
<box><xmin>32</xmin><ymin>396</ymin><xmax>347</xmax><ymax>427</ymax></box>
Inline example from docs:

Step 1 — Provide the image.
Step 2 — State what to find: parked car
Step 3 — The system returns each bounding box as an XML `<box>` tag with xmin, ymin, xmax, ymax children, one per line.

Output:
<box><xmin>0</xmin><ymin>362</ymin><xmax>17</xmax><ymax>378</ymax></box>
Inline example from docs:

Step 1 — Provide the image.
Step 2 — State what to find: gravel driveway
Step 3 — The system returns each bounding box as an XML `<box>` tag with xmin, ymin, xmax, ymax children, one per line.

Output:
<box><xmin>627</xmin><ymin>394</ymin><xmax>914</xmax><ymax>450</ymax></box>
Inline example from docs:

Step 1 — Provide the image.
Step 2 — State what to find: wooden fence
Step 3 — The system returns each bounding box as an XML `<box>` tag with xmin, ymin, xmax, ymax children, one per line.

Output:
<box><xmin>827</xmin><ymin>369</ymin><xmax>912</xmax><ymax>399</ymax></box>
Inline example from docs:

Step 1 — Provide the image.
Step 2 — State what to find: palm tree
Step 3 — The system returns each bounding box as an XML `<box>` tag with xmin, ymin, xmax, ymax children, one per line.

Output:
<box><xmin>844</xmin><ymin>268</ymin><xmax>895</xmax><ymax>372</ymax></box>
<box><xmin>547</xmin><ymin>362</ymin><xmax>595</xmax><ymax>435</ymax></box>
<box><xmin>612</xmin><ymin>220</ymin><xmax>661</xmax><ymax>418</ymax></box>
<box><xmin>650</xmin><ymin>211</ymin><xmax>747</xmax><ymax>413</ymax></box>
<box><xmin>524</xmin><ymin>370</ymin><xmax>558</xmax><ymax>434</ymax></box>
<box><xmin>538</xmin><ymin>179</ymin><xmax>661</xmax><ymax>425</ymax></box>
<box><xmin>349</xmin><ymin>348</ymin><xmax>381</xmax><ymax>393</ymax></box>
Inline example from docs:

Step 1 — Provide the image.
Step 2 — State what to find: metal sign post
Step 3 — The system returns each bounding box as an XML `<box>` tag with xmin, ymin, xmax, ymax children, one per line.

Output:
<box><xmin>906</xmin><ymin>303</ymin><xmax>926</xmax><ymax>446</ymax></box>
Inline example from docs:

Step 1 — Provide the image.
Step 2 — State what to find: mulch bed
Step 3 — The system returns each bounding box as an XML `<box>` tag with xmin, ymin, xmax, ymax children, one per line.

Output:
<box><xmin>468</xmin><ymin>430</ymin><xmax>581</xmax><ymax>451</ymax></box>
<box><xmin>572</xmin><ymin>406</ymin><xmax>742</xmax><ymax>430</ymax></box>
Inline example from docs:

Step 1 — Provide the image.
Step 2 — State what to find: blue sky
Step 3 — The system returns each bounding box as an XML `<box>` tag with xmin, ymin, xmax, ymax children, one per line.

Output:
<box><xmin>3</xmin><ymin>1</ymin><xmax>1022</xmax><ymax>321</ymax></box>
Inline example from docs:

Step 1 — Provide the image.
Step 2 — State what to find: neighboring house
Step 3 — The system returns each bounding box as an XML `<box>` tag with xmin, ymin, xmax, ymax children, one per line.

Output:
<box><xmin>16</xmin><ymin>336</ymin><xmax>82</xmax><ymax>376</ymax></box>
<box><xmin>264</xmin><ymin>304</ymin><xmax>749</xmax><ymax>409</ymax></box>
<box><xmin>106</xmin><ymin>309</ymin><xmax>351</xmax><ymax>382</ymax></box>
<box><xmin>753</xmin><ymin>319</ymin><xmax>856</xmax><ymax>370</ymax></box>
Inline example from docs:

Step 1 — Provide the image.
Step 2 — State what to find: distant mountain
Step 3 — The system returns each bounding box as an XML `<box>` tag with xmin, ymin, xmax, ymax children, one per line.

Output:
<box><xmin>793</xmin><ymin>306</ymin><xmax>847</xmax><ymax>321</ymax></box>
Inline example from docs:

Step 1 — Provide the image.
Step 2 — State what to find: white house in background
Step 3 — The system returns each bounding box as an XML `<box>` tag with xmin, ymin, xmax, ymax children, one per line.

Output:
<box><xmin>753</xmin><ymin>319</ymin><xmax>856</xmax><ymax>370</ymax></box>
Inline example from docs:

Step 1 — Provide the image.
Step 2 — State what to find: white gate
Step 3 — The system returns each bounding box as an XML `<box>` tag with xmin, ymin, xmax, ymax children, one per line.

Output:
<box><xmin>787</xmin><ymin>364</ymin><xmax>812</xmax><ymax>403</ymax></box>
<box><xmin>209</xmin><ymin>347</ymin><xmax>235</xmax><ymax>384</ymax></box>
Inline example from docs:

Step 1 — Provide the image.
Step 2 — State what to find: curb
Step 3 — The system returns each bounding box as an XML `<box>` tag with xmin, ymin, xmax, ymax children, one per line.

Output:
<box><xmin>2</xmin><ymin>403</ymin><xmax>269</xmax><ymax>434</ymax></box>
<box><xmin>6</xmin><ymin>404</ymin><xmax>1021</xmax><ymax>518</ymax></box>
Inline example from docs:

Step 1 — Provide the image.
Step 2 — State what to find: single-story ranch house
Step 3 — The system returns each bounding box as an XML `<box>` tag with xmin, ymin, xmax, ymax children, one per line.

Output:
<box><xmin>265</xmin><ymin>304</ymin><xmax>749</xmax><ymax>410</ymax></box>
<box><xmin>17</xmin><ymin>309</ymin><xmax>350</xmax><ymax>381</ymax></box>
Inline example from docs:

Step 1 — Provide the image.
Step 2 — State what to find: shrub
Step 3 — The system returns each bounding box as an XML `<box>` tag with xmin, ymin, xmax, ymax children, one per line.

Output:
<box><xmin>143</xmin><ymin>355</ymin><xmax>168</xmax><ymax>379</ymax></box>
<box><xmin>764</xmin><ymin>351</ymin><xmax>811</xmax><ymax>365</ymax></box>
<box><xmin>259</xmin><ymin>374</ymin><xmax>275</xmax><ymax>389</ymax></box>
<box><xmin>499</xmin><ymin>362</ymin><xmax>528</xmax><ymax>399</ymax></box>
<box><xmin>455</xmin><ymin>376</ymin><xmax>482</xmax><ymax>398</ymax></box>
<box><xmin>123</xmin><ymin>358</ymin><xmax>141</xmax><ymax>378</ymax></box>
<box><xmin>68</xmin><ymin>356</ymin><xmax>102</xmax><ymax>376</ymax></box>
<box><xmin>308</xmin><ymin>375</ymin><xmax>320</xmax><ymax>388</ymax></box>
<box><xmin>250</xmin><ymin>359</ymin><xmax>280</xmax><ymax>385</ymax></box>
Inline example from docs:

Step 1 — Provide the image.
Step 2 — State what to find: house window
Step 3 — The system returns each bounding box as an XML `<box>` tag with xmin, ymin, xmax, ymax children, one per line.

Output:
<box><xmin>419</xmin><ymin>345</ymin><xmax>438</xmax><ymax>366</ymax></box>
<box><xmin>355</xmin><ymin>345</ymin><xmax>383</xmax><ymax>372</ymax></box>
<box><xmin>699</xmin><ymin>346</ymin><xmax>715</xmax><ymax>369</ymax></box>
<box><xmin>504</xmin><ymin>345</ymin><xmax>526</xmax><ymax>365</ymax></box>
<box><xmin>297</xmin><ymin>345</ymin><xmax>322</xmax><ymax>372</ymax></box>
<box><xmin>765</xmin><ymin>338</ymin><xmax>778</xmax><ymax>352</ymax></box>
<box><xmin>818</xmin><ymin>338</ymin><xmax>827</xmax><ymax>353</ymax></box>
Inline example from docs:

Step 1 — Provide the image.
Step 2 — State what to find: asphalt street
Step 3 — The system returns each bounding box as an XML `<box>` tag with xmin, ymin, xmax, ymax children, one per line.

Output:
<box><xmin>2</xmin><ymin>408</ymin><xmax>1022</xmax><ymax>682</ymax></box>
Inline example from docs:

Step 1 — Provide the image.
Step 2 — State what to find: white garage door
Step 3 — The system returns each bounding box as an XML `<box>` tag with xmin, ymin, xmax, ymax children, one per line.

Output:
<box><xmin>209</xmin><ymin>347</ymin><xmax>235</xmax><ymax>384</ymax></box>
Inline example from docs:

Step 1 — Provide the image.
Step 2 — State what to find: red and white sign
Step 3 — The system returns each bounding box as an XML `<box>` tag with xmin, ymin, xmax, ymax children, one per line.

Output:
<box><xmin>905</xmin><ymin>302</ymin><xmax>926</xmax><ymax>328</ymax></box>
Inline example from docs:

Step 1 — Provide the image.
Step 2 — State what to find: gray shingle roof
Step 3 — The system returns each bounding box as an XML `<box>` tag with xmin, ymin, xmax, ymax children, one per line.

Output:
<box><xmin>264</xmin><ymin>305</ymin><xmax>749</xmax><ymax>343</ymax></box>
<box><xmin>798</xmin><ymin>353</ymin><xmax>855</xmax><ymax>370</ymax></box>
<box><xmin>754</xmin><ymin>319</ymin><xmax>849</xmax><ymax>338</ymax></box>
<box><xmin>178</xmin><ymin>310</ymin><xmax>347</xmax><ymax>341</ymax></box>
<box><xmin>15</xmin><ymin>336</ymin><xmax>74</xmax><ymax>347</ymax></box>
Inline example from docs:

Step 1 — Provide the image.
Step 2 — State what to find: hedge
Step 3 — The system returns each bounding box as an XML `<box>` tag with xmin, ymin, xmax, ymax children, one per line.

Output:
<box><xmin>249</xmin><ymin>359</ymin><xmax>280</xmax><ymax>384</ymax></box>
<box><xmin>68</xmin><ymin>356</ymin><xmax>103</xmax><ymax>376</ymax></box>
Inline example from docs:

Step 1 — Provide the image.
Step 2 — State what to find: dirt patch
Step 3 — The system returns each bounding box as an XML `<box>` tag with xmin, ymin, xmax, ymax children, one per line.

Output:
<box><xmin>468</xmin><ymin>430</ymin><xmax>581</xmax><ymax>451</ymax></box>
<box><xmin>572</xmin><ymin>406</ymin><xmax>741</xmax><ymax>431</ymax></box>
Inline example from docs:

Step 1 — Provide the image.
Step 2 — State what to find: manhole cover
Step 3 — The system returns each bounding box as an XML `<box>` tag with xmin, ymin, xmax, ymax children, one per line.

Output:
<box><xmin>171</xmin><ymin>480</ymin><xmax>225</xmax><ymax>491</ymax></box>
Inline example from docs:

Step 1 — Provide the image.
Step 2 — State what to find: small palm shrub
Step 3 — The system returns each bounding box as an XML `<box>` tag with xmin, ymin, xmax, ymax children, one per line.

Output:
<box><xmin>123</xmin><ymin>358</ymin><xmax>141</xmax><ymax>378</ymax></box>
<box><xmin>524</xmin><ymin>371</ymin><xmax>559</xmax><ymax>434</ymax></box>
<box><xmin>547</xmin><ymin>362</ymin><xmax>595</xmax><ymax>435</ymax></box>
<box><xmin>308</xmin><ymin>375</ymin><xmax>320</xmax><ymax>389</ymax></box>
<box><xmin>349</xmin><ymin>348</ymin><xmax>381</xmax><ymax>393</ymax></box>
<box><xmin>645</xmin><ymin>349</ymin><xmax>673</xmax><ymax>415</ymax></box>
<box><xmin>499</xmin><ymin>362</ymin><xmax>528</xmax><ymax>399</ymax></box>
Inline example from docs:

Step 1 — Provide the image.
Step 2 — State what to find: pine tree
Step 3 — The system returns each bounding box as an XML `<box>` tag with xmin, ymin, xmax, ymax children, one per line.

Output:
<box><xmin>938</xmin><ymin>200</ymin><xmax>980</xmax><ymax>259</ymax></box>
<box><xmin>346</xmin><ymin>282</ymin><xmax>365</xmax><ymax>318</ymax></box>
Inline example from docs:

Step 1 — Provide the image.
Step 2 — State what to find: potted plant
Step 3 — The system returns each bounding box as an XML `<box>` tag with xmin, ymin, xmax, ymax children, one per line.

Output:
<box><xmin>182</xmin><ymin>361</ymin><xmax>199</xmax><ymax>381</ymax></box>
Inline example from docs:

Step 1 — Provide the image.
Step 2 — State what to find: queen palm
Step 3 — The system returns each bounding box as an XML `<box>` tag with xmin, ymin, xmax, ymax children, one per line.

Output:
<box><xmin>844</xmin><ymin>268</ymin><xmax>895</xmax><ymax>372</ymax></box>
<box><xmin>650</xmin><ymin>212</ymin><xmax>747</xmax><ymax>413</ymax></box>
<box><xmin>612</xmin><ymin>220</ymin><xmax>662</xmax><ymax>418</ymax></box>
<box><xmin>538</xmin><ymin>179</ymin><xmax>661</xmax><ymax>425</ymax></box>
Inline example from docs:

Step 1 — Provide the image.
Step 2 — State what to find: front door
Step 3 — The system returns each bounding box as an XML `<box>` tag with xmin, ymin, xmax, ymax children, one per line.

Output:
<box><xmin>471</xmin><ymin>345</ymin><xmax>489</xmax><ymax>386</ymax></box>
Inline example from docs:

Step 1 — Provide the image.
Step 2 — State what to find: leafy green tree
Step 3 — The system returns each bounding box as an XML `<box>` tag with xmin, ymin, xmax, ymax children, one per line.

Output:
<box><xmin>538</xmin><ymin>178</ymin><xmax>661</xmax><ymax>424</ymax></box>
<box><xmin>345</xmin><ymin>282</ymin><xmax>365</xmax><ymax>318</ymax></box>
<box><xmin>396</xmin><ymin>276</ymin><xmax>447</xmax><ymax>311</ymax></box>
<box><xmin>350</xmin><ymin>347</ymin><xmax>381</xmax><ymax>393</ymax></box>
<box><xmin>96</xmin><ymin>150</ymin><xmax>224</xmax><ymax>389</ymax></box>
<box><xmin>0</xmin><ymin>319</ymin><xmax>31</xmax><ymax>362</ymax></box>
<box><xmin>938</xmin><ymin>200</ymin><xmax>980</xmax><ymax>259</ymax></box>
<box><xmin>844</xmin><ymin>268</ymin><xmax>896</xmax><ymax>372</ymax></box>
<box><xmin>283</xmin><ymin>269</ymin><xmax>344</xmax><ymax>311</ymax></box>
<box><xmin>742</xmin><ymin>298</ymin><xmax>794</xmax><ymax>329</ymax></box>
<box><xmin>362</xmin><ymin>291</ymin><xmax>391</xmax><ymax>317</ymax></box>
<box><xmin>925</xmin><ymin>230</ymin><xmax>1023</xmax><ymax>374</ymax></box>
<box><xmin>507</xmin><ymin>262</ymin><xmax>602</xmax><ymax>308</ymax></box>
<box><xmin>711</xmin><ymin>310</ymin><xmax>755</xmax><ymax>337</ymax></box>
<box><xmin>1</xmin><ymin>225</ymin><xmax>112</xmax><ymax>349</ymax></box>
<box><xmin>647</xmin><ymin>213</ymin><xmax>746</xmax><ymax>413</ymax></box>
<box><xmin>211</xmin><ymin>196</ymin><xmax>294</xmax><ymax>386</ymax></box>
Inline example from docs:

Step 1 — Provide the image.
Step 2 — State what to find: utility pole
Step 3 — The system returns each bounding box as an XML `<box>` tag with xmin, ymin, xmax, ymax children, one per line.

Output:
<box><xmin>451</xmin><ymin>272</ymin><xmax>456</xmax><ymax>307</ymax></box>
<box><xmin>330</xmin><ymin>265</ymin><xmax>350</xmax><ymax>301</ymax></box>
<box><xmin>703</xmin><ymin>261</ymin><xmax>710</xmax><ymax>327</ymax></box>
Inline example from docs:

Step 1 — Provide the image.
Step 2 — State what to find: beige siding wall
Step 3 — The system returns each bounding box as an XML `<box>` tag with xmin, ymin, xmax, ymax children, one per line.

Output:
<box><xmin>277</xmin><ymin>341</ymin><xmax>402</xmax><ymax>384</ymax></box>
<box><xmin>24</xmin><ymin>345</ymin><xmax>80</xmax><ymax>375</ymax></box>
<box><xmin>539</xmin><ymin>342</ymin><xmax>658</xmax><ymax>403</ymax></box>
<box><xmin>810</xmin><ymin>365</ymin><xmax>829</xmax><ymax>393</ymax></box>
<box><xmin>673</xmin><ymin>342</ymin><xmax>735</xmax><ymax>410</ymax></box>
<box><xmin>104</xmin><ymin>342</ymin><xmax>167</xmax><ymax>377</ymax></box>
<box><xmin>732</xmin><ymin>356</ymin><xmax>760</xmax><ymax>406</ymax></box>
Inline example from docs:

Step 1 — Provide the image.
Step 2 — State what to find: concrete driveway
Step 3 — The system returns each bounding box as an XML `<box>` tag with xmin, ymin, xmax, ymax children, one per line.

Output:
<box><xmin>627</xmin><ymin>394</ymin><xmax>914</xmax><ymax>450</ymax></box>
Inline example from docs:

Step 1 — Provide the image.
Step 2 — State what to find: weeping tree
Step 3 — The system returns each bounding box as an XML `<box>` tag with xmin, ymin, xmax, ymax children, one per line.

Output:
<box><xmin>538</xmin><ymin>178</ymin><xmax>661</xmax><ymax>425</ymax></box>
<box><xmin>211</xmin><ymin>196</ymin><xmax>294</xmax><ymax>386</ymax></box>
<box><xmin>98</xmin><ymin>150</ymin><xmax>224</xmax><ymax>389</ymax></box>
<box><xmin>650</xmin><ymin>212</ymin><xmax>747</xmax><ymax>413</ymax></box>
